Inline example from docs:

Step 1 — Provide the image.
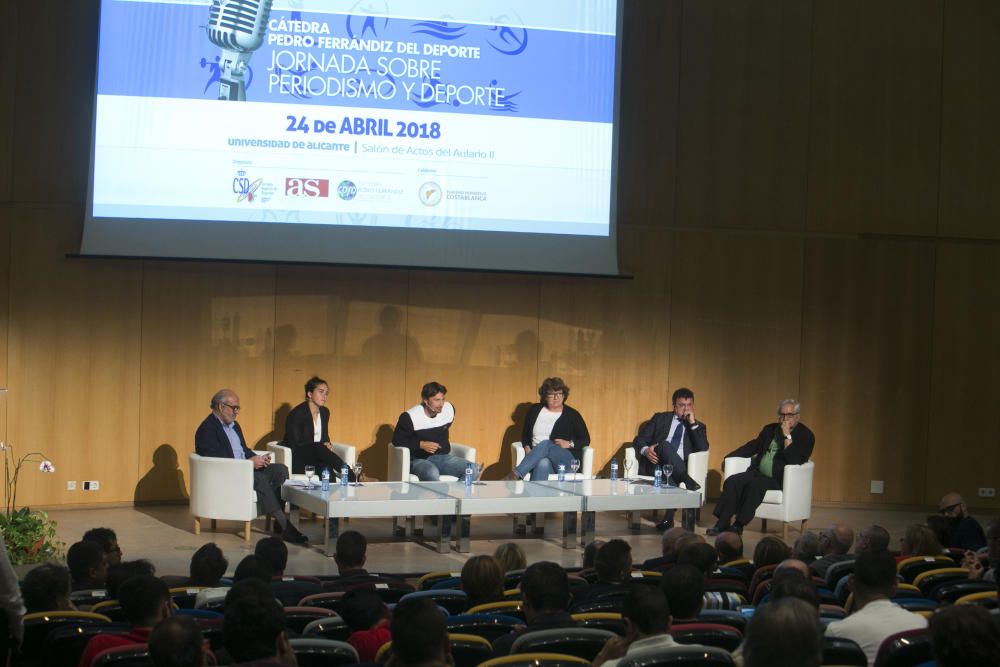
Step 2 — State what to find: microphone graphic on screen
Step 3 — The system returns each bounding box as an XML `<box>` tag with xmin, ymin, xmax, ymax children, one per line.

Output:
<box><xmin>206</xmin><ymin>0</ymin><xmax>273</xmax><ymax>101</ymax></box>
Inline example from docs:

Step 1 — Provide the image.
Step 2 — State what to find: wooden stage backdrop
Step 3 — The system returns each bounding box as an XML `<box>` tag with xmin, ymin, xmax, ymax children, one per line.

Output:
<box><xmin>0</xmin><ymin>0</ymin><xmax>997</xmax><ymax>511</ymax></box>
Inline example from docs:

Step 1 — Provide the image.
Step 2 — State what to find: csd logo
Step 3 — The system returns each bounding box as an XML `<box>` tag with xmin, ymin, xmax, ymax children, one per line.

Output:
<box><xmin>285</xmin><ymin>178</ymin><xmax>330</xmax><ymax>198</ymax></box>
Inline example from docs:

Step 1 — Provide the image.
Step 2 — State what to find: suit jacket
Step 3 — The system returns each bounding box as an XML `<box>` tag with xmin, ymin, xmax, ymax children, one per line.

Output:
<box><xmin>283</xmin><ymin>401</ymin><xmax>330</xmax><ymax>449</ymax></box>
<box><xmin>521</xmin><ymin>403</ymin><xmax>591</xmax><ymax>461</ymax></box>
<box><xmin>195</xmin><ymin>413</ymin><xmax>255</xmax><ymax>460</ymax></box>
<box><xmin>632</xmin><ymin>412</ymin><xmax>709</xmax><ymax>477</ymax></box>
<box><xmin>726</xmin><ymin>422</ymin><xmax>815</xmax><ymax>484</ymax></box>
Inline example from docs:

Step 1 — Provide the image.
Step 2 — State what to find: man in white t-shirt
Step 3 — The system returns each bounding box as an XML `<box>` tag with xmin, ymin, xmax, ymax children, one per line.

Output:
<box><xmin>593</xmin><ymin>585</ymin><xmax>704</xmax><ymax>667</ymax></box>
<box><xmin>825</xmin><ymin>549</ymin><xmax>927</xmax><ymax>665</ymax></box>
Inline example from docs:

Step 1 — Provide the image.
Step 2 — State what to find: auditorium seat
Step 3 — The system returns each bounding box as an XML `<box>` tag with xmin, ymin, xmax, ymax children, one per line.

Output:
<box><xmin>479</xmin><ymin>653</ymin><xmax>591</xmax><ymax>667</ymax></box>
<box><xmin>446</xmin><ymin>614</ymin><xmax>524</xmax><ymax>642</ymax></box>
<box><xmin>342</xmin><ymin>579</ymin><xmax>415</xmax><ymax>604</ymax></box>
<box><xmin>568</xmin><ymin>595</ymin><xmax>626</xmax><ymax>615</ymax></box>
<box><xmin>509</xmin><ymin>627</ymin><xmax>617</xmax><ymax>660</ymax></box>
<box><xmin>91</xmin><ymin>644</ymin><xmax>152</xmax><ymax>667</ymax></box>
<box><xmin>896</xmin><ymin>556</ymin><xmax>955</xmax><ymax>583</ymax></box>
<box><xmin>822</xmin><ymin>636</ymin><xmax>867</xmax><ymax>666</ymax></box>
<box><xmin>824</xmin><ymin>559</ymin><xmax>856</xmax><ymax>590</ymax></box>
<box><xmin>872</xmin><ymin>628</ymin><xmax>932</xmax><ymax>667</ymax></box>
<box><xmin>955</xmin><ymin>589</ymin><xmax>998</xmax><ymax>608</ymax></box>
<box><xmin>20</xmin><ymin>611</ymin><xmax>114</xmax><ymax>664</ymax></box>
<box><xmin>388</xmin><ymin>442</ymin><xmax>477</xmax><ymax>482</ymax></box>
<box><xmin>266</xmin><ymin>440</ymin><xmax>356</xmax><ymax>481</ymax></box>
<box><xmin>302</xmin><ymin>616</ymin><xmax>351</xmax><ymax>642</ymax></box>
<box><xmin>288</xmin><ymin>638</ymin><xmax>358</xmax><ymax>666</ymax></box>
<box><xmin>282</xmin><ymin>606</ymin><xmax>337</xmax><ymax>634</ymax></box>
<box><xmin>617</xmin><ymin>645</ymin><xmax>736</xmax><ymax>667</ymax></box>
<box><xmin>696</xmin><ymin>609</ymin><xmax>746</xmax><ymax>634</ymax></box>
<box><xmin>723</xmin><ymin>458</ymin><xmax>814</xmax><ymax>540</ymax></box>
<box><xmin>447</xmin><ymin>633</ymin><xmax>495</xmax><ymax>667</ymax></box>
<box><xmin>510</xmin><ymin>442</ymin><xmax>594</xmax><ymax>480</ymax></box>
<box><xmin>40</xmin><ymin>621</ymin><xmax>133</xmax><ymax>667</ymax></box>
<box><xmin>670</xmin><ymin>623</ymin><xmax>742</xmax><ymax>651</ymax></box>
<box><xmin>929</xmin><ymin>579</ymin><xmax>996</xmax><ymax>604</ymax></box>
<box><xmin>912</xmin><ymin>567</ymin><xmax>968</xmax><ymax>597</ymax></box>
<box><xmin>69</xmin><ymin>589</ymin><xmax>110</xmax><ymax>610</ymax></box>
<box><xmin>467</xmin><ymin>600</ymin><xmax>525</xmax><ymax>620</ymax></box>
<box><xmin>90</xmin><ymin>600</ymin><xmax>128</xmax><ymax>622</ymax></box>
<box><xmin>570</xmin><ymin>612</ymin><xmax>625</xmax><ymax>635</ymax></box>
<box><xmin>418</xmin><ymin>570</ymin><xmax>461</xmax><ymax>590</ymax></box>
<box><xmin>168</xmin><ymin>586</ymin><xmax>207</xmax><ymax>610</ymax></box>
<box><xmin>189</xmin><ymin>451</ymin><xmax>274</xmax><ymax>541</ymax></box>
<box><xmin>748</xmin><ymin>564</ymin><xmax>778</xmax><ymax>595</ymax></box>
<box><xmin>398</xmin><ymin>589</ymin><xmax>469</xmax><ymax>616</ymax></box>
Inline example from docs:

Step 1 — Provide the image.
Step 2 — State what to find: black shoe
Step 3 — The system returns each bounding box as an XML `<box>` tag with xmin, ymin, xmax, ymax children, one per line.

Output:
<box><xmin>725</xmin><ymin>523</ymin><xmax>744</xmax><ymax>535</ymax></box>
<box><xmin>706</xmin><ymin>522</ymin><xmax>727</xmax><ymax>536</ymax></box>
<box><xmin>655</xmin><ymin>518</ymin><xmax>675</xmax><ymax>532</ymax></box>
<box><xmin>281</xmin><ymin>524</ymin><xmax>308</xmax><ymax>544</ymax></box>
<box><xmin>681</xmin><ymin>475</ymin><xmax>701</xmax><ymax>491</ymax></box>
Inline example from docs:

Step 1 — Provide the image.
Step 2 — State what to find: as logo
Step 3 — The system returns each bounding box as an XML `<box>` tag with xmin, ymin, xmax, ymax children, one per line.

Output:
<box><xmin>285</xmin><ymin>178</ymin><xmax>330</xmax><ymax>198</ymax></box>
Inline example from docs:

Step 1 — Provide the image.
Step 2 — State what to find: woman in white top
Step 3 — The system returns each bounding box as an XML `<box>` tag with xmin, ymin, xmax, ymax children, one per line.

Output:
<box><xmin>507</xmin><ymin>377</ymin><xmax>590</xmax><ymax>480</ymax></box>
<box><xmin>282</xmin><ymin>376</ymin><xmax>355</xmax><ymax>481</ymax></box>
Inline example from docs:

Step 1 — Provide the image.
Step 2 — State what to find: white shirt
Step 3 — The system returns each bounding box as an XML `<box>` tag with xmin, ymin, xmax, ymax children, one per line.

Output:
<box><xmin>313</xmin><ymin>411</ymin><xmax>322</xmax><ymax>443</ymax></box>
<box><xmin>531</xmin><ymin>407</ymin><xmax>562</xmax><ymax>446</ymax></box>
<box><xmin>825</xmin><ymin>598</ymin><xmax>927</xmax><ymax>666</ymax></box>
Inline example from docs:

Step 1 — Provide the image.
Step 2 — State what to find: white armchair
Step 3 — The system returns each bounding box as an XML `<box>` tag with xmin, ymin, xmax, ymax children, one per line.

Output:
<box><xmin>510</xmin><ymin>442</ymin><xmax>595</xmax><ymax>480</ymax></box>
<box><xmin>624</xmin><ymin>448</ymin><xmax>709</xmax><ymax>506</ymax></box>
<box><xmin>266</xmin><ymin>440</ymin><xmax>357</xmax><ymax>480</ymax></box>
<box><xmin>723</xmin><ymin>457</ymin><xmax>814</xmax><ymax>540</ymax></box>
<box><xmin>388</xmin><ymin>442</ymin><xmax>477</xmax><ymax>482</ymax></box>
<box><xmin>189</xmin><ymin>451</ymin><xmax>271</xmax><ymax>541</ymax></box>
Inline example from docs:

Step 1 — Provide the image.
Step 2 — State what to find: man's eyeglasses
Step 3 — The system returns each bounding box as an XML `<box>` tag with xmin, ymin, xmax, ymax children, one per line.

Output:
<box><xmin>222</xmin><ymin>403</ymin><xmax>241</xmax><ymax>412</ymax></box>
<box><xmin>939</xmin><ymin>503</ymin><xmax>961</xmax><ymax>515</ymax></box>
<box><xmin>778</xmin><ymin>412</ymin><xmax>799</xmax><ymax>419</ymax></box>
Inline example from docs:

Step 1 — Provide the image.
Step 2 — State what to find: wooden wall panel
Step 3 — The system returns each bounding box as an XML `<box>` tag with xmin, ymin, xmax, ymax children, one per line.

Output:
<box><xmin>675</xmin><ymin>0</ymin><xmax>812</xmax><ymax>231</ymax></box>
<box><xmin>799</xmin><ymin>239</ymin><xmax>935</xmax><ymax>504</ymax></box>
<box><xmin>0</xmin><ymin>210</ymin><xmax>10</xmax><ymax>447</ymax></box>
<box><xmin>136</xmin><ymin>262</ymin><xmax>275</xmax><ymax>502</ymax></box>
<box><xmin>938</xmin><ymin>0</ymin><xmax>1000</xmax><ymax>240</ymax></box>
<box><xmin>405</xmin><ymin>272</ymin><xmax>540</xmax><ymax>478</ymax></box>
<box><xmin>667</xmin><ymin>232</ymin><xmax>803</xmax><ymax>488</ymax></box>
<box><xmin>807</xmin><ymin>0</ymin><xmax>943</xmax><ymax>236</ymax></box>
<box><xmin>0</xmin><ymin>0</ymin><xmax>16</xmax><ymax>201</ymax></box>
<box><xmin>272</xmin><ymin>266</ymin><xmax>410</xmax><ymax>479</ymax></box>
<box><xmin>538</xmin><ymin>228</ymin><xmax>672</xmax><ymax>470</ymax></box>
<box><xmin>924</xmin><ymin>244</ymin><xmax>1000</xmax><ymax>509</ymax></box>
<box><xmin>7</xmin><ymin>207</ymin><xmax>141</xmax><ymax>506</ymax></box>
<box><xmin>617</xmin><ymin>0</ymin><xmax>682</xmax><ymax>227</ymax></box>
<box><xmin>12</xmin><ymin>0</ymin><xmax>97</xmax><ymax>204</ymax></box>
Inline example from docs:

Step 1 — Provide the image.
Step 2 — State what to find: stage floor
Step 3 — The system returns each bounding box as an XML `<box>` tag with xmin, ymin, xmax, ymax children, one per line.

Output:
<box><xmin>38</xmin><ymin>502</ymin><xmax>976</xmax><ymax>580</ymax></box>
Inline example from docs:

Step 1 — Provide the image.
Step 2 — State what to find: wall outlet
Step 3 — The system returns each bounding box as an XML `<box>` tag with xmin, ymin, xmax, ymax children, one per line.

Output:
<box><xmin>83</xmin><ymin>481</ymin><xmax>100</xmax><ymax>491</ymax></box>
<box><xmin>870</xmin><ymin>480</ymin><xmax>884</xmax><ymax>494</ymax></box>
<box><xmin>66</xmin><ymin>481</ymin><xmax>76</xmax><ymax>491</ymax></box>
<box><xmin>978</xmin><ymin>487</ymin><xmax>996</xmax><ymax>498</ymax></box>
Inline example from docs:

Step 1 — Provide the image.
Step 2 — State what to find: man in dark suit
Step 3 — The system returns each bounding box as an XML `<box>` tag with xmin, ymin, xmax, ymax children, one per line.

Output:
<box><xmin>632</xmin><ymin>388</ymin><xmax>709</xmax><ymax>530</ymax></box>
<box><xmin>707</xmin><ymin>399</ymin><xmax>815</xmax><ymax>536</ymax></box>
<box><xmin>195</xmin><ymin>388</ymin><xmax>307</xmax><ymax>544</ymax></box>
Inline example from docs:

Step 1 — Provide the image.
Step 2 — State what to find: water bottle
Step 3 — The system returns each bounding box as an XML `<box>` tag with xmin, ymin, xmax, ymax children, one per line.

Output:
<box><xmin>321</xmin><ymin>468</ymin><xmax>331</xmax><ymax>492</ymax></box>
<box><xmin>654</xmin><ymin>466</ymin><xmax>663</xmax><ymax>488</ymax></box>
<box><xmin>340</xmin><ymin>464</ymin><xmax>349</xmax><ymax>487</ymax></box>
<box><xmin>557</xmin><ymin>463</ymin><xmax>566</xmax><ymax>482</ymax></box>
<box><xmin>464</xmin><ymin>464</ymin><xmax>474</xmax><ymax>488</ymax></box>
<box><xmin>610</xmin><ymin>458</ymin><xmax>619</xmax><ymax>481</ymax></box>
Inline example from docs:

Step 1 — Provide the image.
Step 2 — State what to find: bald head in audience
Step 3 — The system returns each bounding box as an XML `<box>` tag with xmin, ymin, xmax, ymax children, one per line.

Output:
<box><xmin>856</xmin><ymin>525</ymin><xmax>890</xmax><ymax>554</ymax></box>
<box><xmin>776</xmin><ymin>559</ymin><xmax>811</xmax><ymax>579</ymax></box>
<box><xmin>821</xmin><ymin>523</ymin><xmax>855</xmax><ymax>556</ymax></box>
<box><xmin>714</xmin><ymin>531</ymin><xmax>743</xmax><ymax>564</ymax></box>
<box><xmin>661</xmin><ymin>527</ymin><xmax>689</xmax><ymax>558</ymax></box>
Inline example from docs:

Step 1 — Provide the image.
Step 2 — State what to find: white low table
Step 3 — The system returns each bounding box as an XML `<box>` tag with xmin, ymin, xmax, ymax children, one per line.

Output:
<box><xmin>415</xmin><ymin>481</ymin><xmax>585</xmax><ymax>551</ymax></box>
<box><xmin>535</xmin><ymin>478</ymin><xmax>702</xmax><ymax>545</ymax></box>
<box><xmin>281</xmin><ymin>481</ymin><xmax>457</xmax><ymax>554</ymax></box>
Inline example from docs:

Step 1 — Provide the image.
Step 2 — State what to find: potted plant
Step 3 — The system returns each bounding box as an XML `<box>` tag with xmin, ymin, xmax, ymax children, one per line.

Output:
<box><xmin>1</xmin><ymin>442</ymin><xmax>61</xmax><ymax>565</ymax></box>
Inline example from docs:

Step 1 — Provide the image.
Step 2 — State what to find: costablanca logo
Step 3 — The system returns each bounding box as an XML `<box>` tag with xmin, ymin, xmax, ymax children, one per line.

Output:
<box><xmin>419</xmin><ymin>181</ymin><xmax>442</xmax><ymax>206</ymax></box>
<box><xmin>337</xmin><ymin>180</ymin><xmax>358</xmax><ymax>201</ymax></box>
<box><xmin>285</xmin><ymin>177</ymin><xmax>330</xmax><ymax>198</ymax></box>
<box><xmin>233</xmin><ymin>169</ymin><xmax>263</xmax><ymax>203</ymax></box>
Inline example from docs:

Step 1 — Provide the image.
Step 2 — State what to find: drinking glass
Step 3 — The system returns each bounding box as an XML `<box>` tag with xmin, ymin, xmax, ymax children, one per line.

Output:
<box><xmin>353</xmin><ymin>462</ymin><xmax>363</xmax><ymax>486</ymax></box>
<box><xmin>570</xmin><ymin>459</ymin><xmax>581</xmax><ymax>478</ymax></box>
<box><xmin>304</xmin><ymin>465</ymin><xmax>315</xmax><ymax>486</ymax></box>
<box><xmin>623</xmin><ymin>457</ymin><xmax>634</xmax><ymax>481</ymax></box>
<box><xmin>663</xmin><ymin>464</ymin><xmax>674</xmax><ymax>486</ymax></box>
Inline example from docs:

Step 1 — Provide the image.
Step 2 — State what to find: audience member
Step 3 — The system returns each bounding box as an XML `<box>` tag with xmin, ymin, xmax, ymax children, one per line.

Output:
<box><xmin>824</xmin><ymin>549</ymin><xmax>926</xmax><ymax>665</ymax></box>
<box><xmin>752</xmin><ymin>536</ymin><xmax>790</xmax><ymax>569</ymax></box>
<box><xmin>900</xmin><ymin>524</ymin><xmax>944</xmax><ymax>558</ymax></box>
<box><xmin>594</xmin><ymin>585</ymin><xmax>699</xmax><ymax>667</ymax></box>
<box><xmin>938</xmin><ymin>492</ymin><xmax>988</xmax><ymax>551</ymax></box>
<box><xmin>189</xmin><ymin>543</ymin><xmax>228</xmax><ymax>587</ymax></box>
<box><xmin>810</xmin><ymin>523</ymin><xmax>855</xmax><ymax>578</ymax></box>
<box><xmin>678</xmin><ymin>542</ymin><xmax>742</xmax><ymax>610</ymax></box>
<box><xmin>743</xmin><ymin>598</ymin><xmax>823</xmax><ymax>667</ymax></box>
<box><xmin>659</xmin><ymin>564</ymin><xmax>703</xmax><ymax>621</ymax></box>
<box><xmin>640</xmin><ymin>527</ymin><xmax>688</xmax><ymax>570</ymax></box>
<box><xmin>571</xmin><ymin>539</ymin><xmax>633</xmax><ymax>605</ymax></box>
<box><xmin>149</xmin><ymin>616</ymin><xmax>206</xmax><ymax>667</ymax></box>
<box><xmin>222</xmin><ymin>579</ymin><xmax>295</xmax><ymax>666</ymax></box>
<box><xmin>493</xmin><ymin>543</ymin><xmax>527</xmax><ymax>574</ymax></box>
<box><xmin>21</xmin><ymin>562</ymin><xmax>74</xmax><ymax>613</ymax></box>
<box><xmin>83</xmin><ymin>528</ymin><xmax>123</xmax><ymax>567</ymax></box>
<box><xmin>0</xmin><ymin>535</ymin><xmax>25</xmax><ymax>650</ymax></box>
<box><xmin>964</xmin><ymin>516</ymin><xmax>999</xmax><ymax>582</ymax></box>
<box><xmin>325</xmin><ymin>530</ymin><xmax>375</xmax><ymax>590</ymax></box>
<box><xmin>254</xmin><ymin>536</ymin><xmax>322</xmax><ymax>606</ymax></box>
<box><xmin>928</xmin><ymin>604</ymin><xmax>1000</xmax><ymax>667</ymax></box>
<box><xmin>769</xmin><ymin>569</ymin><xmax>819</xmax><ymax>608</ymax></box>
<box><xmin>582</xmin><ymin>539</ymin><xmax>605</xmax><ymax>570</ymax></box>
<box><xmin>926</xmin><ymin>514</ymin><xmax>953</xmax><ymax>550</ymax></box>
<box><xmin>106</xmin><ymin>559</ymin><xmax>156</xmax><ymax>599</ymax></box>
<box><xmin>232</xmin><ymin>555</ymin><xmax>272</xmax><ymax>584</ymax></box>
<box><xmin>340</xmin><ymin>589</ymin><xmax>391</xmax><ymax>662</ymax></box>
<box><xmin>386</xmin><ymin>597</ymin><xmax>451</xmax><ymax>667</ymax></box>
<box><xmin>793</xmin><ymin>531</ymin><xmax>821</xmax><ymax>564</ymax></box>
<box><xmin>79</xmin><ymin>575</ymin><xmax>172</xmax><ymax>667</ymax></box>
<box><xmin>775</xmin><ymin>559</ymin><xmax>811</xmax><ymax>579</ymax></box>
<box><xmin>461</xmin><ymin>555</ymin><xmax>505</xmax><ymax>608</ymax></box>
<box><xmin>855</xmin><ymin>525</ymin><xmax>890</xmax><ymax>554</ymax></box>
<box><xmin>715</xmin><ymin>531</ymin><xmax>744</xmax><ymax>565</ymax></box>
<box><xmin>493</xmin><ymin>561</ymin><xmax>572</xmax><ymax>656</ymax></box>
<box><xmin>67</xmin><ymin>540</ymin><xmax>109</xmax><ymax>591</ymax></box>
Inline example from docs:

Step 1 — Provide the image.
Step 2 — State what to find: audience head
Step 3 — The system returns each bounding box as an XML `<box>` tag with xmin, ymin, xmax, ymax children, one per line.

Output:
<box><xmin>753</xmin><ymin>536</ymin><xmax>791</xmax><ymax>568</ymax></box>
<box><xmin>67</xmin><ymin>540</ymin><xmax>109</xmax><ymax>588</ymax></box>
<box><xmin>520</xmin><ymin>561</ymin><xmax>570</xmax><ymax>618</ymax></box>
<box><xmin>493</xmin><ymin>542</ymin><xmax>527</xmax><ymax>573</ymax></box>
<box><xmin>189</xmin><ymin>542</ymin><xmax>228</xmax><ymax>587</ymax></box>
<box><xmin>82</xmin><ymin>527</ymin><xmax>122</xmax><ymax>566</ymax></box>
<box><xmin>775</xmin><ymin>559</ymin><xmax>811</xmax><ymax>579</ymax></box>
<box><xmin>744</xmin><ymin>598</ymin><xmax>823</xmax><ymax>667</ymax></box>
<box><xmin>938</xmin><ymin>492</ymin><xmax>969</xmax><ymax>520</ymax></box>
<box><xmin>107</xmin><ymin>559</ymin><xmax>156</xmax><ymax>599</ymax></box>
<box><xmin>901</xmin><ymin>523</ymin><xmax>943</xmax><ymax>557</ymax></box>
<box><xmin>21</xmin><ymin>562</ymin><xmax>73</xmax><ymax>613</ymax></box>
<box><xmin>672</xmin><ymin>532</ymin><xmax>705</xmax><ymax>557</ymax></box>
<box><xmin>856</xmin><ymin>525</ymin><xmax>891</xmax><ymax>554</ymax></box>
<box><xmin>986</xmin><ymin>517</ymin><xmax>1000</xmax><ymax>565</ymax></box>
<box><xmin>677</xmin><ymin>542</ymin><xmax>718</xmax><ymax>576</ymax></box>
<box><xmin>389</xmin><ymin>597</ymin><xmax>450</xmax><ymax>666</ymax></box>
<box><xmin>929</xmin><ymin>604</ymin><xmax>1000</xmax><ymax>667</ymax></box>
<box><xmin>793</xmin><ymin>532</ymin><xmax>821</xmax><ymax>563</ymax></box>
<box><xmin>223</xmin><ymin>579</ymin><xmax>290</xmax><ymax>664</ymax></box>
<box><xmin>926</xmin><ymin>514</ymin><xmax>954</xmax><ymax>548</ymax></box>
<box><xmin>254</xmin><ymin>536</ymin><xmax>288</xmax><ymax>576</ymax></box>
<box><xmin>460</xmin><ymin>555</ymin><xmax>505</xmax><ymax>607</ymax></box>
<box><xmin>714</xmin><ymin>531</ymin><xmax>743</xmax><ymax>564</ymax></box>
<box><xmin>232</xmin><ymin>555</ymin><xmax>272</xmax><ymax>583</ymax></box>
<box><xmin>119</xmin><ymin>574</ymin><xmax>171</xmax><ymax>627</ymax></box>
<box><xmin>582</xmin><ymin>539</ymin><xmax>605</xmax><ymax>569</ymax></box>
<box><xmin>621</xmin><ymin>585</ymin><xmax>671</xmax><ymax>638</ymax></box>
<box><xmin>661</xmin><ymin>527</ymin><xmax>690</xmax><ymax>559</ymax></box>
<box><xmin>660</xmin><ymin>564</ymin><xmax>704</xmax><ymax>619</ymax></box>
<box><xmin>334</xmin><ymin>530</ymin><xmax>367</xmax><ymax>574</ymax></box>
<box><xmin>850</xmin><ymin>549</ymin><xmax>898</xmax><ymax>601</ymax></box>
<box><xmin>819</xmin><ymin>523</ymin><xmax>855</xmax><ymax>556</ymax></box>
<box><xmin>595</xmin><ymin>539</ymin><xmax>633</xmax><ymax>582</ymax></box>
<box><xmin>769</xmin><ymin>569</ymin><xmax>819</xmax><ymax>609</ymax></box>
<box><xmin>340</xmin><ymin>589</ymin><xmax>388</xmax><ymax>632</ymax></box>
<box><xmin>150</xmin><ymin>616</ymin><xmax>206</xmax><ymax>667</ymax></box>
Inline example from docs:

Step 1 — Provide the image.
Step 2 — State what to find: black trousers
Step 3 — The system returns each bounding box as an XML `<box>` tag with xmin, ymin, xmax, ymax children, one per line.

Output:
<box><xmin>713</xmin><ymin>469</ymin><xmax>781</xmax><ymax>526</ymax></box>
<box><xmin>253</xmin><ymin>462</ymin><xmax>289</xmax><ymax>515</ymax></box>
<box><xmin>291</xmin><ymin>443</ymin><xmax>356</xmax><ymax>481</ymax></box>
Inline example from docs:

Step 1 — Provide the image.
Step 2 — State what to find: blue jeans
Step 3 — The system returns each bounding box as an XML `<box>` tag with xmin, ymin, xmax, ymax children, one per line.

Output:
<box><xmin>411</xmin><ymin>453</ymin><xmax>473</xmax><ymax>481</ymax></box>
<box><xmin>516</xmin><ymin>440</ymin><xmax>577</xmax><ymax>480</ymax></box>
